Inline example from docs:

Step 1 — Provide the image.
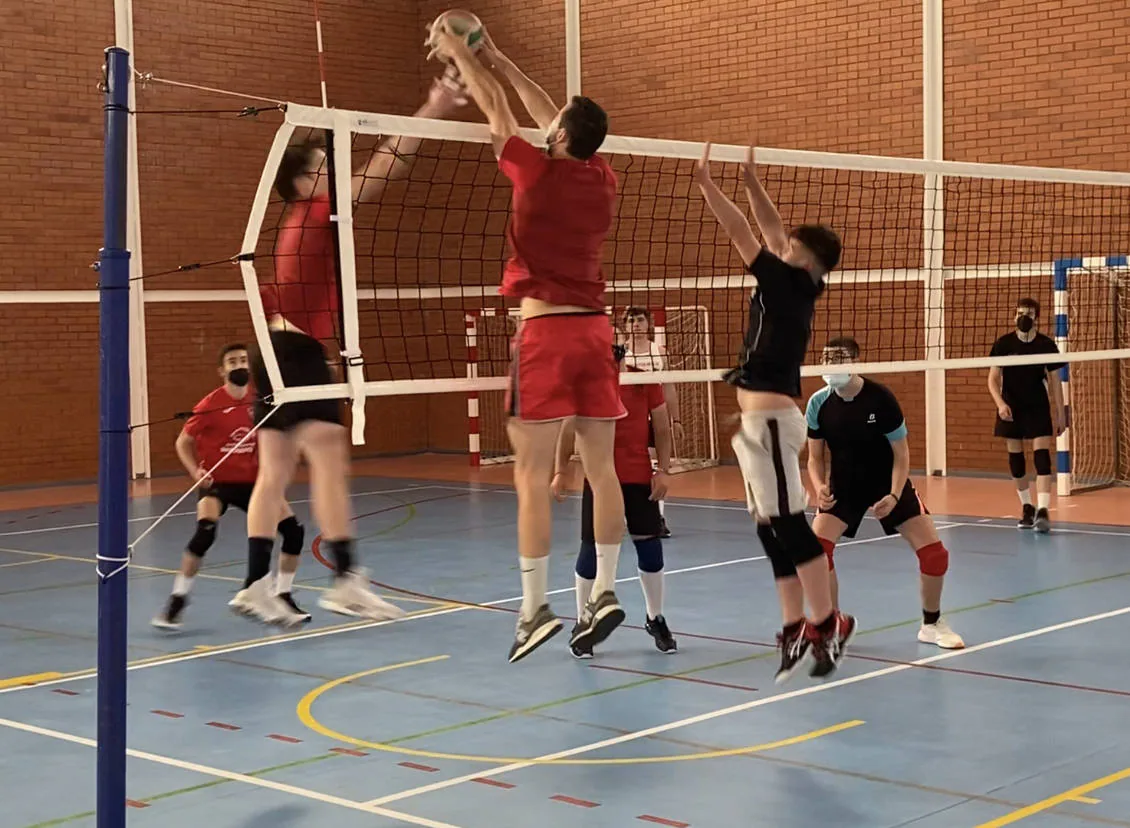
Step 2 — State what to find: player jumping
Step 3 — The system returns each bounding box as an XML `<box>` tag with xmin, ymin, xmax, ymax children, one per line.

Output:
<box><xmin>553</xmin><ymin>344</ymin><xmax>677</xmax><ymax>658</ymax></box>
<box><xmin>431</xmin><ymin>24</ymin><xmax>627</xmax><ymax>662</ymax></box>
<box><xmin>694</xmin><ymin>140</ymin><xmax>851</xmax><ymax>682</ymax></box>
<box><xmin>806</xmin><ymin>337</ymin><xmax>965</xmax><ymax>649</ymax></box>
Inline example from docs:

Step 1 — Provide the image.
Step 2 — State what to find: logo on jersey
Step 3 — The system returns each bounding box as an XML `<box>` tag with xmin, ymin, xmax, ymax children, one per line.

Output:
<box><xmin>222</xmin><ymin>426</ymin><xmax>255</xmax><ymax>455</ymax></box>
<box><xmin>868</xmin><ymin>413</ymin><xmax>877</xmax><ymax>424</ymax></box>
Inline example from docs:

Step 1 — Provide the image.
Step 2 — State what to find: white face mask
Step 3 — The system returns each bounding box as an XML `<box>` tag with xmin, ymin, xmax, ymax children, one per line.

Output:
<box><xmin>823</xmin><ymin>373</ymin><xmax>852</xmax><ymax>389</ymax></box>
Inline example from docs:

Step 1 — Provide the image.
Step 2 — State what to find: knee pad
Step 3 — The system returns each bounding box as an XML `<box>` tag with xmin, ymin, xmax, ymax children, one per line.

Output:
<box><xmin>819</xmin><ymin>537</ymin><xmax>836</xmax><ymax>571</ymax></box>
<box><xmin>915</xmin><ymin>541</ymin><xmax>949</xmax><ymax>577</ymax></box>
<box><xmin>186</xmin><ymin>519</ymin><xmax>217</xmax><ymax>558</ymax></box>
<box><xmin>756</xmin><ymin>522</ymin><xmax>796</xmax><ymax>579</ymax></box>
<box><xmin>1033</xmin><ymin>448</ymin><xmax>1052</xmax><ymax>477</ymax></box>
<box><xmin>769</xmin><ymin>512</ymin><xmax>824</xmax><ymax>567</ymax></box>
<box><xmin>277</xmin><ymin>516</ymin><xmax>305</xmax><ymax>557</ymax></box>
<box><xmin>632</xmin><ymin>536</ymin><xmax>663</xmax><ymax>573</ymax></box>
<box><xmin>575</xmin><ymin>540</ymin><xmax>597</xmax><ymax>580</ymax></box>
<box><xmin>1008</xmin><ymin>451</ymin><xmax>1026</xmax><ymax>479</ymax></box>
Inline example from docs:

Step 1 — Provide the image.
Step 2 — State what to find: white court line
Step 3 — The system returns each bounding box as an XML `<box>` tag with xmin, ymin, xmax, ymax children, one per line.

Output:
<box><xmin>365</xmin><ymin>603</ymin><xmax>1130</xmax><ymax>806</ymax></box>
<box><xmin>948</xmin><ymin>521</ymin><xmax>1130</xmax><ymax>539</ymax></box>
<box><xmin>0</xmin><ymin>716</ymin><xmax>463</xmax><ymax>828</ymax></box>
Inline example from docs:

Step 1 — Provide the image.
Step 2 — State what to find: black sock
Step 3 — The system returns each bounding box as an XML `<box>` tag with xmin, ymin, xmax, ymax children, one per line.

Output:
<box><xmin>324</xmin><ymin>538</ymin><xmax>354</xmax><ymax>576</ymax></box>
<box><xmin>245</xmin><ymin>537</ymin><xmax>273</xmax><ymax>588</ymax></box>
<box><xmin>923</xmin><ymin>609</ymin><xmax>941</xmax><ymax>626</ymax></box>
<box><xmin>815</xmin><ymin>613</ymin><xmax>838</xmax><ymax>636</ymax></box>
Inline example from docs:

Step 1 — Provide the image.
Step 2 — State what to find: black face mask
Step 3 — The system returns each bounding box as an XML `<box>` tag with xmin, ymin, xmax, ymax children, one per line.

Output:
<box><xmin>227</xmin><ymin>368</ymin><xmax>250</xmax><ymax>387</ymax></box>
<box><xmin>1016</xmin><ymin>315</ymin><xmax>1034</xmax><ymax>333</ymax></box>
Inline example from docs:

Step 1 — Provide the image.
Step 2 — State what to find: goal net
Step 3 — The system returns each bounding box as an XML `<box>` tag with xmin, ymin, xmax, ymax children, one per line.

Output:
<box><xmin>239</xmin><ymin>103</ymin><xmax>1130</xmax><ymax>491</ymax></box>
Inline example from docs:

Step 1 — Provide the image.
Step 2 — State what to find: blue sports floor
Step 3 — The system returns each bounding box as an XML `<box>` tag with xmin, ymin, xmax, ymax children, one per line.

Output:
<box><xmin>1</xmin><ymin>476</ymin><xmax>1129</xmax><ymax>827</ymax></box>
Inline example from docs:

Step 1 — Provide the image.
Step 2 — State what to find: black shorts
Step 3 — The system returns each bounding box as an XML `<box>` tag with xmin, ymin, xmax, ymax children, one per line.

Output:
<box><xmin>994</xmin><ymin>402</ymin><xmax>1053</xmax><ymax>440</ymax></box>
<box><xmin>818</xmin><ymin>479</ymin><xmax>928</xmax><ymax>539</ymax></box>
<box><xmin>250</xmin><ymin>330</ymin><xmax>343</xmax><ymax>431</ymax></box>
<box><xmin>581</xmin><ymin>480</ymin><xmax>662</xmax><ymax>541</ymax></box>
<box><xmin>198</xmin><ymin>482</ymin><xmax>253</xmax><ymax>515</ymax></box>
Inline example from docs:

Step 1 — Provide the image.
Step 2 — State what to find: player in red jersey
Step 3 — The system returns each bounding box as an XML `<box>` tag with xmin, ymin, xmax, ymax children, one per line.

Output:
<box><xmin>248</xmin><ymin>79</ymin><xmax>465</xmax><ymax>621</ymax></box>
<box><xmin>432</xmin><ymin>24</ymin><xmax>627</xmax><ymax>662</ymax></box>
<box><xmin>553</xmin><ymin>345</ymin><xmax>677</xmax><ymax>657</ymax></box>
<box><xmin>153</xmin><ymin>344</ymin><xmax>308</xmax><ymax>629</ymax></box>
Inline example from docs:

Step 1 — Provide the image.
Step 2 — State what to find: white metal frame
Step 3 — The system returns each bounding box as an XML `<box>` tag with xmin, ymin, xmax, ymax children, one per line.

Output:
<box><xmin>922</xmin><ymin>0</ymin><xmax>946</xmax><ymax>476</ymax></box>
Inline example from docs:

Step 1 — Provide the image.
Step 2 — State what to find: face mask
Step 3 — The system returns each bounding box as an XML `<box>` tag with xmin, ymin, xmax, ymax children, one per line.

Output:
<box><xmin>227</xmin><ymin>368</ymin><xmax>250</xmax><ymax>387</ymax></box>
<box><xmin>823</xmin><ymin>373</ymin><xmax>852</xmax><ymax>389</ymax></box>
<box><xmin>1016</xmin><ymin>315</ymin><xmax>1034</xmax><ymax>333</ymax></box>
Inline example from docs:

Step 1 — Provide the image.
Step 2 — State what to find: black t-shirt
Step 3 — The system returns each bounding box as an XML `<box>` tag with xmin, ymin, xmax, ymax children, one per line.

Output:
<box><xmin>988</xmin><ymin>332</ymin><xmax>1064</xmax><ymax>411</ymax></box>
<box><xmin>806</xmin><ymin>377</ymin><xmax>907</xmax><ymax>501</ymax></box>
<box><xmin>727</xmin><ymin>249</ymin><xmax>825</xmax><ymax>398</ymax></box>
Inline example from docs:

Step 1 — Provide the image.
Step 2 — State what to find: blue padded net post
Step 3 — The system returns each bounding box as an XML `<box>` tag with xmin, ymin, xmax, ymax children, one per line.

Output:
<box><xmin>97</xmin><ymin>45</ymin><xmax>131</xmax><ymax>828</ymax></box>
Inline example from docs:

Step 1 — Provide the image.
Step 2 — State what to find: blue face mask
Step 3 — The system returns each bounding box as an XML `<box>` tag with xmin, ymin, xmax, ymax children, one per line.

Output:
<box><xmin>823</xmin><ymin>373</ymin><xmax>852</xmax><ymax>389</ymax></box>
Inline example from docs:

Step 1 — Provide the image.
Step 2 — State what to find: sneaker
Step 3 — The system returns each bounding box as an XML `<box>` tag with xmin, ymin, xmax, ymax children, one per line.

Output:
<box><xmin>228</xmin><ymin>588</ymin><xmax>255</xmax><ymax>616</ymax></box>
<box><xmin>508</xmin><ymin>604</ymin><xmax>563</xmax><ymax>663</ymax></box>
<box><xmin>569</xmin><ymin>624</ymin><xmax>593</xmax><ymax>660</ymax></box>
<box><xmin>659</xmin><ymin>517</ymin><xmax>672</xmax><ymax>539</ymax></box>
<box><xmin>318</xmin><ymin>569</ymin><xmax>406</xmax><ymax>621</ymax></box>
<box><xmin>775</xmin><ymin>623</ymin><xmax>811</xmax><ymax>684</ymax></box>
<box><xmin>919</xmin><ymin>617</ymin><xmax>965</xmax><ymax>649</ymax></box>
<box><xmin>276</xmin><ymin>592</ymin><xmax>313</xmax><ymax>625</ymax></box>
<box><xmin>1034</xmin><ymin>508</ymin><xmax>1051</xmax><ymax>534</ymax></box>
<box><xmin>809</xmin><ymin>612</ymin><xmax>854</xmax><ymax>679</ymax></box>
<box><xmin>645</xmin><ymin>615</ymin><xmax>677</xmax><ymax>653</ymax></box>
<box><xmin>241</xmin><ymin>576</ymin><xmax>293</xmax><ymax>625</ymax></box>
<box><xmin>151</xmin><ymin>594</ymin><xmax>187</xmax><ymax>630</ymax></box>
<box><xmin>570</xmin><ymin>590</ymin><xmax>626</xmax><ymax>652</ymax></box>
<box><xmin>1018</xmin><ymin>503</ymin><xmax>1036</xmax><ymax>529</ymax></box>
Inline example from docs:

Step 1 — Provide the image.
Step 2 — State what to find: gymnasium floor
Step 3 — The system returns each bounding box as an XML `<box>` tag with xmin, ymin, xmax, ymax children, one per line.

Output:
<box><xmin>1</xmin><ymin>458</ymin><xmax>1129</xmax><ymax>828</ymax></box>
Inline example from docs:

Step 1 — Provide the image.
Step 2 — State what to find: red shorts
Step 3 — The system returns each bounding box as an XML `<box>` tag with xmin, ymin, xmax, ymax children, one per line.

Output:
<box><xmin>507</xmin><ymin>313</ymin><xmax>626</xmax><ymax>422</ymax></box>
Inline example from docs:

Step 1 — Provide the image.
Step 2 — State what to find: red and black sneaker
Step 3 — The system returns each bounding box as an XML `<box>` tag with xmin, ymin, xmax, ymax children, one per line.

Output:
<box><xmin>774</xmin><ymin>621</ymin><xmax>811</xmax><ymax>685</ymax></box>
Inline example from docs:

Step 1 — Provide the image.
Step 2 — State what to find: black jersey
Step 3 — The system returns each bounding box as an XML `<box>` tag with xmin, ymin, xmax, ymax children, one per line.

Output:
<box><xmin>724</xmin><ymin>249</ymin><xmax>824</xmax><ymax>398</ymax></box>
<box><xmin>806</xmin><ymin>377</ymin><xmax>907</xmax><ymax>502</ymax></box>
<box><xmin>989</xmin><ymin>332</ymin><xmax>1064</xmax><ymax>412</ymax></box>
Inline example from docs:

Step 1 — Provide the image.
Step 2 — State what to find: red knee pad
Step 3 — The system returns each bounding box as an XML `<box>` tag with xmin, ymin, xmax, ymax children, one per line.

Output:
<box><xmin>915</xmin><ymin>541</ymin><xmax>949</xmax><ymax>576</ymax></box>
<box><xmin>818</xmin><ymin>537</ymin><xmax>836</xmax><ymax>571</ymax></box>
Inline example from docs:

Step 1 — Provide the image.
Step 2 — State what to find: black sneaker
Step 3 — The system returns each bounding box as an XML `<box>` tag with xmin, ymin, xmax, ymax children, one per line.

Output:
<box><xmin>569</xmin><ymin>624</ymin><xmax>593</xmax><ymax>659</ymax></box>
<box><xmin>570</xmin><ymin>590</ymin><xmax>626</xmax><ymax>652</ymax></box>
<box><xmin>508</xmin><ymin>604</ymin><xmax>563</xmax><ymax>663</ymax></box>
<box><xmin>1034</xmin><ymin>508</ymin><xmax>1051</xmax><ymax>534</ymax></box>
<box><xmin>774</xmin><ymin>623</ymin><xmax>811</xmax><ymax>685</ymax></box>
<box><xmin>152</xmin><ymin>594</ymin><xmax>187</xmax><ymax>630</ymax></box>
<box><xmin>1018</xmin><ymin>503</ymin><xmax>1036</xmax><ymax>529</ymax></box>
<box><xmin>278</xmin><ymin>592</ymin><xmax>312</xmax><ymax>624</ymax></box>
<box><xmin>659</xmin><ymin>517</ymin><xmax>672</xmax><ymax>539</ymax></box>
<box><xmin>809</xmin><ymin>612</ymin><xmax>854</xmax><ymax>679</ymax></box>
<box><xmin>645</xmin><ymin>615</ymin><xmax>677</xmax><ymax>653</ymax></box>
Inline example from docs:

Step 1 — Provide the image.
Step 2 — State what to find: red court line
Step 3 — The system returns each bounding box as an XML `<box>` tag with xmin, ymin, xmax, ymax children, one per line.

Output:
<box><xmin>267</xmin><ymin>734</ymin><xmax>303</xmax><ymax>744</ymax></box>
<box><xmin>637</xmin><ymin>816</ymin><xmax>689</xmax><ymax>827</ymax></box>
<box><xmin>471</xmin><ymin>777</ymin><xmax>516</xmax><ymax>789</ymax></box>
<box><xmin>205</xmin><ymin>721</ymin><xmax>241</xmax><ymax>731</ymax></box>
<box><xmin>151</xmin><ymin>709</ymin><xmax>183</xmax><ymax>719</ymax></box>
<box><xmin>330</xmin><ymin>747</ymin><xmax>367</xmax><ymax>757</ymax></box>
<box><xmin>399</xmin><ymin>761</ymin><xmax>440</xmax><ymax>773</ymax></box>
<box><xmin>550</xmin><ymin>794</ymin><xmax>600</xmax><ymax>808</ymax></box>
<box><xmin>52</xmin><ymin>689</ymin><xmax>79</xmax><ymax>696</ymax></box>
<box><xmin>589</xmin><ymin>663</ymin><xmax>758</xmax><ymax>693</ymax></box>
<box><xmin>126</xmin><ymin>800</ymin><xmax>149</xmax><ymax>809</ymax></box>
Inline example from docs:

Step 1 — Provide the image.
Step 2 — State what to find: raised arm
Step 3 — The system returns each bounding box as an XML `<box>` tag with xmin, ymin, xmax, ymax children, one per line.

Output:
<box><xmin>430</xmin><ymin>25</ymin><xmax>520</xmax><ymax>157</ymax></box>
<box><xmin>742</xmin><ymin>144</ymin><xmax>788</xmax><ymax>255</ymax></box>
<box><xmin>480</xmin><ymin>29</ymin><xmax>559</xmax><ymax>131</ymax></box>
<box><xmin>693</xmin><ymin>143</ymin><xmax>762</xmax><ymax>266</ymax></box>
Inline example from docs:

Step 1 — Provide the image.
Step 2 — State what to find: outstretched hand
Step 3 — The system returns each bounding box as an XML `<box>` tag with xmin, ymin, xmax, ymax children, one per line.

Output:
<box><xmin>425</xmin><ymin>68</ymin><xmax>468</xmax><ymax>113</ymax></box>
<box><xmin>740</xmin><ymin>141</ymin><xmax>758</xmax><ymax>179</ymax></box>
<box><xmin>692</xmin><ymin>142</ymin><xmax>713</xmax><ymax>186</ymax></box>
<box><xmin>426</xmin><ymin>20</ymin><xmax>471</xmax><ymax>63</ymax></box>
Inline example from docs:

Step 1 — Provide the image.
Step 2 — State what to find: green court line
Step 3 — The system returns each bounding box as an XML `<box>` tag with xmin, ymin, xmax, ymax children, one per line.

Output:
<box><xmin>358</xmin><ymin>502</ymin><xmax>417</xmax><ymax>541</ymax></box>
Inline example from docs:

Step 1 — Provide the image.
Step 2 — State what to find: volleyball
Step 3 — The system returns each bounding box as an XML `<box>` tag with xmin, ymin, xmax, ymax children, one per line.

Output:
<box><xmin>428</xmin><ymin>9</ymin><xmax>484</xmax><ymax>60</ymax></box>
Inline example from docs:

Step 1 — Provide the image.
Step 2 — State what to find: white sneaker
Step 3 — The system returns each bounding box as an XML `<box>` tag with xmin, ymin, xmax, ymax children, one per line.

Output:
<box><xmin>228</xmin><ymin>588</ymin><xmax>255</xmax><ymax>616</ymax></box>
<box><xmin>918</xmin><ymin>617</ymin><xmax>965</xmax><ymax>649</ymax></box>
<box><xmin>241</xmin><ymin>576</ymin><xmax>303</xmax><ymax>626</ymax></box>
<box><xmin>317</xmin><ymin>569</ymin><xmax>406</xmax><ymax>621</ymax></box>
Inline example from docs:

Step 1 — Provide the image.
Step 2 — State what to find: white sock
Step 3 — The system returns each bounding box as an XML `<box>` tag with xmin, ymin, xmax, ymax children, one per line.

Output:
<box><xmin>276</xmin><ymin>570</ymin><xmax>296</xmax><ymax>595</ymax></box>
<box><xmin>639</xmin><ymin>569</ymin><xmax>664</xmax><ymax>619</ymax></box>
<box><xmin>575</xmin><ymin>573</ymin><xmax>594</xmax><ymax>617</ymax></box>
<box><xmin>658</xmin><ymin>499</ymin><xmax>666</xmax><ymax>516</ymax></box>
<box><xmin>172</xmin><ymin>574</ymin><xmax>194</xmax><ymax>597</ymax></box>
<box><xmin>1018</xmin><ymin>488</ymin><xmax>1032</xmax><ymax>506</ymax></box>
<box><xmin>593</xmin><ymin>542</ymin><xmax>621</xmax><ymax>596</ymax></box>
<box><xmin>1037</xmin><ymin>490</ymin><xmax>1051</xmax><ymax>510</ymax></box>
<box><xmin>519</xmin><ymin>556</ymin><xmax>549</xmax><ymax>619</ymax></box>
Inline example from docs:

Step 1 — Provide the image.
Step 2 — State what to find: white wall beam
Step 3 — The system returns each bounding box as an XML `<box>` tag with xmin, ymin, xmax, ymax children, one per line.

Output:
<box><xmin>923</xmin><ymin>0</ymin><xmax>946</xmax><ymax>476</ymax></box>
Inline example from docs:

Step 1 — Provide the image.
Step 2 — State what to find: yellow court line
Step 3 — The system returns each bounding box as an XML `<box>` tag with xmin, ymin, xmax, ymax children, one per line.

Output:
<box><xmin>0</xmin><ymin>672</ymin><xmax>63</xmax><ymax>689</ymax></box>
<box><xmin>1070</xmin><ymin>796</ymin><xmax>1102</xmax><ymax>805</ymax></box>
<box><xmin>0</xmin><ymin>556</ymin><xmax>59</xmax><ymax>569</ymax></box>
<box><xmin>975</xmin><ymin>767</ymin><xmax>1130</xmax><ymax>827</ymax></box>
<box><xmin>296</xmin><ymin>663</ymin><xmax>863</xmax><ymax>765</ymax></box>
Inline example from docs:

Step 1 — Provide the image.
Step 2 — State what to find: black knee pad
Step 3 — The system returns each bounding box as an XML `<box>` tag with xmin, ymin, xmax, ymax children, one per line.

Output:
<box><xmin>632</xmin><ymin>536</ymin><xmax>663</xmax><ymax>573</ymax></box>
<box><xmin>769</xmin><ymin>513</ymin><xmax>825</xmax><ymax>567</ymax></box>
<box><xmin>1033</xmin><ymin>448</ymin><xmax>1052</xmax><ymax>476</ymax></box>
<box><xmin>756</xmin><ymin>522</ymin><xmax>796</xmax><ymax>579</ymax></box>
<box><xmin>1008</xmin><ymin>451</ymin><xmax>1026</xmax><ymax>479</ymax></box>
<box><xmin>277</xmin><ymin>516</ymin><xmax>305</xmax><ymax>557</ymax></box>
<box><xmin>186</xmin><ymin>519</ymin><xmax>217</xmax><ymax>558</ymax></box>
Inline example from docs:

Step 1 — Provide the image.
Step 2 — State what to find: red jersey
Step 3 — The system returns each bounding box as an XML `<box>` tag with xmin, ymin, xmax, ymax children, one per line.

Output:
<box><xmin>261</xmin><ymin>194</ymin><xmax>338</xmax><ymax>341</ymax></box>
<box><xmin>183</xmin><ymin>386</ymin><xmax>258</xmax><ymax>484</ymax></box>
<box><xmin>497</xmin><ymin>136</ymin><xmax>616</xmax><ymax>310</ymax></box>
<box><xmin>614</xmin><ymin>382</ymin><xmax>666</xmax><ymax>484</ymax></box>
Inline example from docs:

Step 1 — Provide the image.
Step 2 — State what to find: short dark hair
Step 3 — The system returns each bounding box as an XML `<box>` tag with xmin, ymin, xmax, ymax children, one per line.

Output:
<box><xmin>559</xmin><ymin>96</ymin><xmax>608</xmax><ymax>160</ymax></box>
<box><xmin>1017</xmin><ymin>297</ymin><xmax>1041</xmax><ymax>318</ymax></box>
<box><xmin>825</xmin><ymin>336</ymin><xmax>860</xmax><ymax>359</ymax></box>
<box><xmin>622</xmin><ymin>306</ymin><xmax>651</xmax><ymax>323</ymax></box>
<box><xmin>274</xmin><ymin>137</ymin><xmax>323</xmax><ymax>202</ymax></box>
<box><xmin>218</xmin><ymin>343</ymin><xmax>248</xmax><ymax>365</ymax></box>
<box><xmin>790</xmin><ymin>224</ymin><xmax>842</xmax><ymax>273</ymax></box>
